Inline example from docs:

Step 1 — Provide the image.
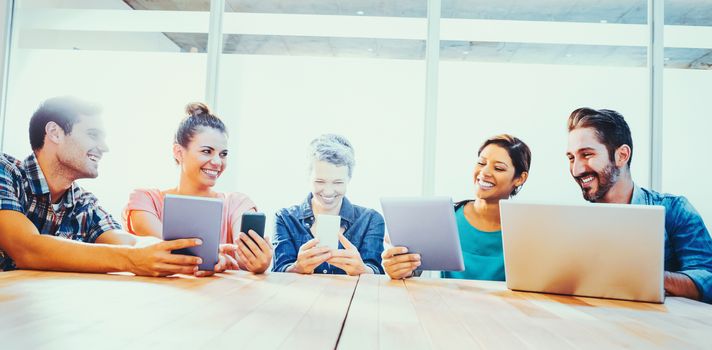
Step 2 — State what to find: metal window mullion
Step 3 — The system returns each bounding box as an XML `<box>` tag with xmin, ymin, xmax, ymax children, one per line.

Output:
<box><xmin>205</xmin><ymin>0</ymin><xmax>225</xmax><ymax>110</ymax></box>
<box><xmin>422</xmin><ymin>0</ymin><xmax>441</xmax><ymax>196</ymax></box>
<box><xmin>0</xmin><ymin>0</ymin><xmax>15</xmax><ymax>153</ymax></box>
<box><xmin>648</xmin><ymin>0</ymin><xmax>664</xmax><ymax>191</ymax></box>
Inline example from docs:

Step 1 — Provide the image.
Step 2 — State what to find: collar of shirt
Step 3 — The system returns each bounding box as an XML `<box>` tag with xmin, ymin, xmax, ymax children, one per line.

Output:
<box><xmin>630</xmin><ymin>183</ymin><xmax>646</xmax><ymax>205</ymax></box>
<box><xmin>23</xmin><ymin>153</ymin><xmax>77</xmax><ymax>209</ymax></box>
<box><xmin>298</xmin><ymin>192</ymin><xmax>356</xmax><ymax>224</ymax></box>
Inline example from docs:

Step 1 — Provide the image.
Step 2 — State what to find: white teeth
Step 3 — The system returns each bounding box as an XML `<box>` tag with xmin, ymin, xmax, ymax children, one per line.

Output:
<box><xmin>201</xmin><ymin>169</ymin><xmax>219</xmax><ymax>176</ymax></box>
<box><xmin>581</xmin><ymin>176</ymin><xmax>594</xmax><ymax>184</ymax></box>
<box><xmin>88</xmin><ymin>155</ymin><xmax>99</xmax><ymax>162</ymax></box>
<box><xmin>477</xmin><ymin>180</ymin><xmax>494</xmax><ymax>189</ymax></box>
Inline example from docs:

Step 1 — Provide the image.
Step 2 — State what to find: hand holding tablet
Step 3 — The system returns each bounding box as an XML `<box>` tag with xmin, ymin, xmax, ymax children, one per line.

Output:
<box><xmin>162</xmin><ymin>194</ymin><xmax>222</xmax><ymax>271</ymax></box>
<box><xmin>380</xmin><ymin>196</ymin><xmax>464</xmax><ymax>272</ymax></box>
<box><xmin>381</xmin><ymin>245</ymin><xmax>422</xmax><ymax>279</ymax></box>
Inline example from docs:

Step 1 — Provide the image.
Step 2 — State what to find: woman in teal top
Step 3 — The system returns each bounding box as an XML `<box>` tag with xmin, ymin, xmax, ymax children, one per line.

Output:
<box><xmin>382</xmin><ymin>134</ymin><xmax>532</xmax><ymax>281</ymax></box>
<box><xmin>440</xmin><ymin>201</ymin><xmax>505</xmax><ymax>280</ymax></box>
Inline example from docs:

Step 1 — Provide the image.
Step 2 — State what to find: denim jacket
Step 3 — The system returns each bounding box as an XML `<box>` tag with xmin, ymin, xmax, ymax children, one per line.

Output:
<box><xmin>272</xmin><ymin>193</ymin><xmax>385</xmax><ymax>274</ymax></box>
<box><xmin>632</xmin><ymin>185</ymin><xmax>712</xmax><ymax>303</ymax></box>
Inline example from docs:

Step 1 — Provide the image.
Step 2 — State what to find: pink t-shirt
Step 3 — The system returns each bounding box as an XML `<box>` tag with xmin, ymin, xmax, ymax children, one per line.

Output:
<box><xmin>122</xmin><ymin>189</ymin><xmax>257</xmax><ymax>244</ymax></box>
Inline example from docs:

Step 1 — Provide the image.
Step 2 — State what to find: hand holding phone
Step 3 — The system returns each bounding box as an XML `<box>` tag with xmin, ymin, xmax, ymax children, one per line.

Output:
<box><xmin>237</xmin><ymin>212</ymin><xmax>271</xmax><ymax>274</ymax></box>
<box><xmin>240</xmin><ymin>212</ymin><xmax>266</xmax><ymax>240</ymax></box>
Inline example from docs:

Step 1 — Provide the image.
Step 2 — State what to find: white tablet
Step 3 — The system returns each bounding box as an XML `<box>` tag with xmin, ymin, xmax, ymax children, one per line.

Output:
<box><xmin>162</xmin><ymin>194</ymin><xmax>222</xmax><ymax>271</ymax></box>
<box><xmin>380</xmin><ymin>197</ymin><xmax>464</xmax><ymax>271</ymax></box>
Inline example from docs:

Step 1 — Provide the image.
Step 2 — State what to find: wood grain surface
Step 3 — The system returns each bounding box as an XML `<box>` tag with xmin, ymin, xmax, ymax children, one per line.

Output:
<box><xmin>339</xmin><ymin>274</ymin><xmax>712</xmax><ymax>350</ymax></box>
<box><xmin>2</xmin><ymin>271</ymin><xmax>711</xmax><ymax>350</ymax></box>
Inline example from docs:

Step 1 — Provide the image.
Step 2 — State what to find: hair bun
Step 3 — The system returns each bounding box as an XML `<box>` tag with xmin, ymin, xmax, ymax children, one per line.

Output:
<box><xmin>185</xmin><ymin>102</ymin><xmax>210</xmax><ymax>117</ymax></box>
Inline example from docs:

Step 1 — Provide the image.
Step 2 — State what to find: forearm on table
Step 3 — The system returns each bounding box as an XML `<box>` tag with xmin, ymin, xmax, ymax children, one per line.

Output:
<box><xmin>665</xmin><ymin>271</ymin><xmax>701</xmax><ymax>300</ymax></box>
<box><xmin>13</xmin><ymin>235</ymin><xmax>132</xmax><ymax>273</ymax></box>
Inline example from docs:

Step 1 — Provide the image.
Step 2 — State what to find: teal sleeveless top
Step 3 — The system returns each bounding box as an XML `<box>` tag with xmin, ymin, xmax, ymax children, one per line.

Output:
<box><xmin>441</xmin><ymin>205</ymin><xmax>505</xmax><ymax>281</ymax></box>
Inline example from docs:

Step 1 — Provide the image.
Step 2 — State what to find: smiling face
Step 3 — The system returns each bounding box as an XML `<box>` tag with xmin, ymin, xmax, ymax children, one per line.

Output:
<box><xmin>566</xmin><ymin>127</ymin><xmax>621</xmax><ymax>202</ymax></box>
<box><xmin>473</xmin><ymin>144</ymin><xmax>526</xmax><ymax>200</ymax></box>
<box><xmin>174</xmin><ymin>127</ymin><xmax>228</xmax><ymax>189</ymax></box>
<box><xmin>310</xmin><ymin>160</ymin><xmax>349</xmax><ymax>212</ymax></box>
<box><xmin>55</xmin><ymin>114</ymin><xmax>108</xmax><ymax>180</ymax></box>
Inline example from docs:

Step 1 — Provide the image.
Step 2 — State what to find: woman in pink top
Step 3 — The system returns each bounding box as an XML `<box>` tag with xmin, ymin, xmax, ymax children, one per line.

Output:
<box><xmin>123</xmin><ymin>103</ymin><xmax>272</xmax><ymax>274</ymax></box>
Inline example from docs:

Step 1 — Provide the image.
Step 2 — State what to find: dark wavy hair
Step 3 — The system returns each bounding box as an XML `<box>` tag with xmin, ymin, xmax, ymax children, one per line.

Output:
<box><xmin>567</xmin><ymin>107</ymin><xmax>633</xmax><ymax>168</ymax></box>
<box><xmin>175</xmin><ymin>102</ymin><xmax>227</xmax><ymax>147</ymax></box>
<box><xmin>29</xmin><ymin>96</ymin><xmax>101</xmax><ymax>150</ymax></box>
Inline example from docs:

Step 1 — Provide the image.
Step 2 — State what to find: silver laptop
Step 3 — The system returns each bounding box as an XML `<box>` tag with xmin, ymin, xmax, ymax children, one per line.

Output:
<box><xmin>500</xmin><ymin>200</ymin><xmax>664</xmax><ymax>303</ymax></box>
<box><xmin>380</xmin><ymin>197</ymin><xmax>464</xmax><ymax>271</ymax></box>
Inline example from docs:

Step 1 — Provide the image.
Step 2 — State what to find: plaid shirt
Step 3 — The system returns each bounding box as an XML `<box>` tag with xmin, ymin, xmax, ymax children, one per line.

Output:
<box><xmin>0</xmin><ymin>153</ymin><xmax>121</xmax><ymax>271</ymax></box>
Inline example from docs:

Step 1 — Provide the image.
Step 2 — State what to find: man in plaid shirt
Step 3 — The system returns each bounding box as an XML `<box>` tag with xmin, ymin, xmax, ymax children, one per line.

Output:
<box><xmin>0</xmin><ymin>96</ymin><xmax>233</xmax><ymax>276</ymax></box>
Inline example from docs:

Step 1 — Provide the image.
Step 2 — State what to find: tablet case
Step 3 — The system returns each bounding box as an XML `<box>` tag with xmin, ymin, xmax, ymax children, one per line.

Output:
<box><xmin>162</xmin><ymin>194</ymin><xmax>222</xmax><ymax>271</ymax></box>
<box><xmin>381</xmin><ymin>196</ymin><xmax>465</xmax><ymax>271</ymax></box>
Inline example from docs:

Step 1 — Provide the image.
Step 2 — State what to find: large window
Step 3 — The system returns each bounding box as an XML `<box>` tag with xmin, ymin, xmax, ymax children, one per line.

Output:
<box><xmin>435</xmin><ymin>0</ymin><xmax>651</xmax><ymax>205</ymax></box>
<box><xmin>3</xmin><ymin>0</ymin><xmax>209</xmax><ymax>216</ymax></box>
<box><xmin>1</xmin><ymin>0</ymin><xmax>709</xmax><ymax>232</ymax></box>
<box><xmin>662</xmin><ymin>0</ymin><xmax>712</xmax><ymax>225</ymax></box>
<box><xmin>216</xmin><ymin>1</ymin><xmax>427</xmax><ymax>226</ymax></box>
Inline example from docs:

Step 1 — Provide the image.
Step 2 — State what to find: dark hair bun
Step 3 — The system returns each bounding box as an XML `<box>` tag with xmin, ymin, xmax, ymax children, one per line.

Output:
<box><xmin>175</xmin><ymin>102</ymin><xmax>227</xmax><ymax>151</ymax></box>
<box><xmin>185</xmin><ymin>102</ymin><xmax>210</xmax><ymax>117</ymax></box>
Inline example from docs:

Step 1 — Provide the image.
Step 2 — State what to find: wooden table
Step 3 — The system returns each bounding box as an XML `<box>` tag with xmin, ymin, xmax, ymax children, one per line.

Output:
<box><xmin>0</xmin><ymin>270</ymin><xmax>356</xmax><ymax>350</ymax></box>
<box><xmin>2</xmin><ymin>271</ymin><xmax>711</xmax><ymax>350</ymax></box>
<box><xmin>340</xmin><ymin>275</ymin><xmax>712</xmax><ymax>350</ymax></box>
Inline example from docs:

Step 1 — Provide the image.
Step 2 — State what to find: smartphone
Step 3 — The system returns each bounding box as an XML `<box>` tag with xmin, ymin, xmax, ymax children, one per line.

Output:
<box><xmin>240</xmin><ymin>212</ymin><xmax>266</xmax><ymax>243</ymax></box>
<box><xmin>315</xmin><ymin>214</ymin><xmax>341</xmax><ymax>250</ymax></box>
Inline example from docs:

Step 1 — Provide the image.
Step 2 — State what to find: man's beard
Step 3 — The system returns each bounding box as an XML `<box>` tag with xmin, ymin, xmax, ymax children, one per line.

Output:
<box><xmin>579</xmin><ymin>163</ymin><xmax>620</xmax><ymax>202</ymax></box>
<box><xmin>57</xmin><ymin>152</ymin><xmax>98</xmax><ymax>180</ymax></box>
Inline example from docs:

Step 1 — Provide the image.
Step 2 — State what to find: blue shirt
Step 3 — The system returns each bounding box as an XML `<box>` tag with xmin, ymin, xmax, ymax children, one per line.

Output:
<box><xmin>272</xmin><ymin>193</ymin><xmax>385</xmax><ymax>274</ymax></box>
<box><xmin>632</xmin><ymin>185</ymin><xmax>712</xmax><ymax>303</ymax></box>
<box><xmin>441</xmin><ymin>204</ymin><xmax>505</xmax><ymax>281</ymax></box>
<box><xmin>0</xmin><ymin>153</ymin><xmax>122</xmax><ymax>271</ymax></box>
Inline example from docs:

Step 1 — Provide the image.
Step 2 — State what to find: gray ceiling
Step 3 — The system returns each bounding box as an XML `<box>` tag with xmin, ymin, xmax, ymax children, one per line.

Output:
<box><xmin>124</xmin><ymin>0</ymin><xmax>712</xmax><ymax>69</ymax></box>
